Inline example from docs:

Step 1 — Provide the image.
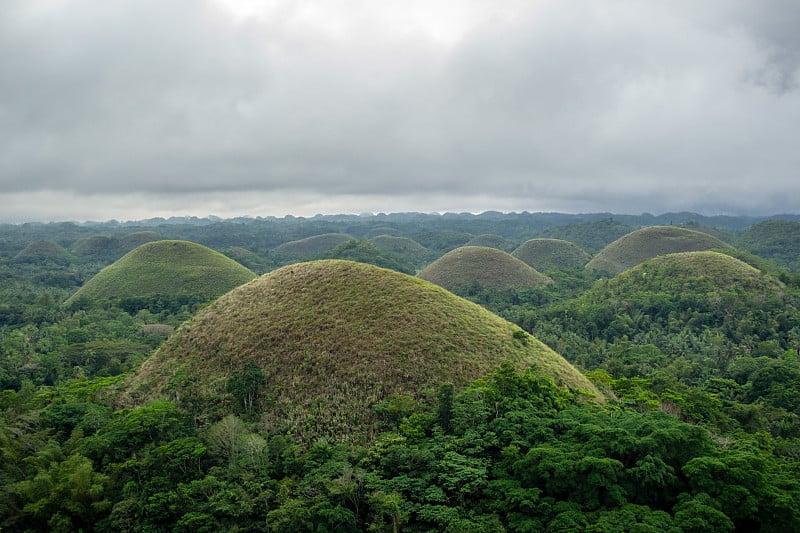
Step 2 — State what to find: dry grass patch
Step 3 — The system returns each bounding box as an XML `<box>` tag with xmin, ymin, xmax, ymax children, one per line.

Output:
<box><xmin>418</xmin><ymin>246</ymin><xmax>552</xmax><ymax>291</ymax></box>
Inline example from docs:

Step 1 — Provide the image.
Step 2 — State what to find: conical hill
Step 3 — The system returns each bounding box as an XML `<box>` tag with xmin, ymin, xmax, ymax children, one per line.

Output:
<box><xmin>585</xmin><ymin>226</ymin><xmax>729</xmax><ymax>275</ymax></box>
<box><xmin>512</xmin><ymin>238</ymin><xmax>592</xmax><ymax>271</ymax></box>
<box><xmin>65</xmin><ymin>240</ymin><xmax>256</xmax><ymax>307</ymax></box>
<box><xmin>124</xmin><ymin>260</ymin><xmax>600</xmax><ymax>443</ymax></box>
<box><xmin>465</xmin><ymin>234</ymin><xmax>515</xmax><ymax>251</ymax></box>
<box><xmin>418</xmin><ymin>246</ymin><xmax>552</xmax><ymax>291</ymax></box>
<box><xmin>272</xmin><ymin>233</ymin><xmax>353</xmax><ymax>259</ymax></box>
<box><xmin>14</xmin><ymin>240</ymin><xmax>71</xmax><ymax>263</ymax></box>
<box><xmin>586</xmin><ymin>251</ymin><xmax>784</xmax><ymax>300</ymax></box>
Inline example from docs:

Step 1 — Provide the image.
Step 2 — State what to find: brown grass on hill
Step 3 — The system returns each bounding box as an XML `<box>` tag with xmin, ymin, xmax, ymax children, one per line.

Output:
<box><xmin>123</xmin><ymin>260</ymin><xmax>600</xmax><ymax>444</ymax></box>
<box><xmin>418</xmin><ymin>246</ymin><xmax>552</xmax><ymax>291</ymax></box>
<box><xmin>585</xmin><ymin>226</ymin><xmax>729</xmax><ymax>275</ymax></box>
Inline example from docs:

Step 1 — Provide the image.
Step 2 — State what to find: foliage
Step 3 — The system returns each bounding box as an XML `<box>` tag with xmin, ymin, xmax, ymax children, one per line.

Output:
<box><xmin>323</xmin><ymin>239</ymin><xmax>416</xmax><ymax>274</ymax></box>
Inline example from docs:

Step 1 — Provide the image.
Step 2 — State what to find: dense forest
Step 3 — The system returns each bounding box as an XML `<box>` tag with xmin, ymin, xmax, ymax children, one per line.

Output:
<box><xmin>2</xmin><ymin>212</ymin><xmax>800</xmax><ymax>532</ymax></box>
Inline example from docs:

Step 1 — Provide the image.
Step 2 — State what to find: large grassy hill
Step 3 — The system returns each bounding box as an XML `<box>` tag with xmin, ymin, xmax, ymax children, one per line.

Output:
<box><xmin>123</xmin><ymin>260</ymin><xmax>599</xmax><ymax>443</ymax></box>
<box><xmin>512</xmin><ymin>238</ymin><xmax>592</xmax><ymax>271</ymax></box>
<box><xmin>271</xmin><ymin>233</ymin><xmax>353</xmax><ymax>259</ymax></box>
<box><xmin>585</xmin><ymin>226</ymin><xmax>729</xmax><ymax>275</ymax></box>
<box><xmin>418</xmin><ymin>246</ymin><xmax>552</xmax><ymax>291</ymax></box>
<box><xmin>65</xmin><ymin>240</ymin><xmax>256</xmax><ymax>307</ymax></box>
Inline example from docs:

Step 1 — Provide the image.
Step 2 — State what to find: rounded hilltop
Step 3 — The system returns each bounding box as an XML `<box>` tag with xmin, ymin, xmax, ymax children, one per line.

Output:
<box><xmin>271</xmin><ymin>233</ymin><xmax>353</xmax><ymax>259</ymax></box>
<box><xmin>64</xmin><ymin>240</ymin><xmax>256</xmax><ymax>307</ymax></box>
<box><xmin>124</xmin><ymin>260</ymin><xmax>600</xmax><ymax>443</ymax></box>
<box><xmin>587</xmin><ymin>251</ymin><xmax>784</xmax><ymax>300</ymax></box>
<box><xmin>14</xmin><ymin>240</ymin><xmax>71</xmax><ymax>263</ymax></box>
<box><xmin>585</xmin><ymin>226</ymin><xmax>729</xmax><ymax>275</ymax></box>
<box><xmin>418</xmin><ymin>246</ymin><xmax>552</xmax><ymax>291</ymax></box>
<box><xmin>512</xmin><ymin>238</ymin><xmax>592</xmax><ymax>271</ymax></box>
<box><xmin>465</xmin><ymin>234</ymin><xmax>516</xmax><ymax>252</ymax></box>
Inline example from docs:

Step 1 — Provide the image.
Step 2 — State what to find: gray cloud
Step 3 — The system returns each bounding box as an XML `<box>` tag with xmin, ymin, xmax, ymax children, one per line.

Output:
<box><xmin>1</xmin><ymin>0</ymin><xmax>799</xmax><ymax>221</ymax></box>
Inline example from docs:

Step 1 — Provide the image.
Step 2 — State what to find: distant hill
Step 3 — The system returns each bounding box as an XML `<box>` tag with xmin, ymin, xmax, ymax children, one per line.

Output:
<box><xmin>585</xmin><ymin>226</ymin><xmax>729</xmax><ymax>275</ymax></box>
<box><xmin>271</xmin><ymin>233</ymin><xmax>353</xmax><ymax>260</ymax></box>
<box><xmin>539</xmin><ymin>219</ymin><xmax>635</xmax><ymax>252</ymax></box>
<box><xmin>736</xmin><ymin>220</ymin><xmax>800</xmax><ymax>271</ymax></box>
<box><xmin>322</xmin><ymin>239</ymin><xmax>415</xmax><ymax>274</ymax></box>
<box><xmin>411</xmin><ymin>230</ymin><xmax>473</xmax><ymax>254</ymax></box>
<box><xmin>418</xmin><ymin>246</ymin><xmax>552</xmax><ymax>291</ymax></box>
<box><xmin>117</xmin><ymin>231</ymin><xmax>163</xmax><ymax>252</ymax></box>
<box><xmin>222</xmin><ymin>246</ymin><xmax>273</xmax><ymax>274</ymax></box>
<box><xmin>512</xmin><ymin>238</ymin><xmax>592</xmax><ymax>271</ymax></box>
<box><xmin>364</xmin><ymin>226</ymin><xmax>403</xmax><ymax>239</ymax></box>
<box><xmin>70</xmin><ymin>235</ymin><xmax>118</xmax><ymax>260</ymax></box>
<box><xmin>369</xmin><ymin>235</ymin><xmax>433</xmax><ymax>267</ymax></box>
<box><xmin>585</xmin><ymin>251</ymin><xmax>784</xmax><ymax>300</ymax></box>
<box><xmin>14</xmin><ymin>240</ymin><xmax>71</xmax><ymax>264</ymax></box>
<box><xmin>65</xmin><ymin>240</ymin><xmax>256</xmax><ymax>308</ymax></box>
<box><xmin>123</xmin><ymin>260</ymin><xmax>600</xmax><ymax>443</ymax></box>
<box><xmin>465</xmin><ymin>234</ymin><xmax>516</xmax><ymax>252</ymax></box>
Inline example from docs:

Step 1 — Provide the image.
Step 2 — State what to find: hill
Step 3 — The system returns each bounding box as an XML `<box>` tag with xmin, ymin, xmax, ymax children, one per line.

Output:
<box><xmin>418</xmin><ymin>246</ymin><xmax>552</xmax><ymax>291</ymax></box>
<box><xmin>117</xmin><ymin>231</ymin><xmax>163</xmax><ymax>252</ymax></box>
<box><xmin>369</xmin><ymin>235</ymin><xmax>433</xmax><ymax>267</ymax></box>
<box><xmin>512</xmin><ymin>238</ymin><xmax>592</xmax><ymax>271</ymax></box>
<box><xmin>585</xmin><ymin>226</ymin><xmax>729</xmax><ymax>275</ymax></box>
<box><xmin>465</xmin><ymin>234</ymin><xmax>516</xmax><ymax>251</ymax></box>
<box><xmin>70</xmin><ymin>235</ymin><xmax>118</xmax><ymax>260</ymax></box>
<box><xmin>271</xmin><ymin>233</ymin><xmax>353</xmax><ymax>260</ymax></box>
<box><xmin>530</xmin><ymin>250</ymin><xmax>793</xmax><ymax>379</ymax></box>
<box><xmin>322</xmin><ymin>239</ymin><xmax>416</xmax><ymax>274</ymax></box>
<box><xmin>584</xmin><ymin>251</ymin><xmax>784</xmax><ymax>302</ymax></box>
<box><xmin>411</xmin><ymin>230</ymin><xmax>473</xmax><ymax>253</ymax></box>
<box><xmin>539</xmin><ymin>218</ymin><xmax>635</xmax><ymax>251</ymax></box>
<box><xmin>13</xmin><ymin>240</ymin><xmax>71</xmax><ymax>264</ymax></box>
<box><xmin>736</xmin><ymin>219</ymin><xmax>800</xmax><ymax>271</ymax></box>
<box><xmin>64</xmin><ymin>240</ymin><xmax>256</xmax><ymax>308</ymax></box>
<box><xmin>364</xmin><ymin>226</ymin><xmax>403</xmax><ymax>239</ymax></box>
<box><xmin>124</xmin><ymin>260</ymin><xmax>600</xmax><ymax>443</ymax></box>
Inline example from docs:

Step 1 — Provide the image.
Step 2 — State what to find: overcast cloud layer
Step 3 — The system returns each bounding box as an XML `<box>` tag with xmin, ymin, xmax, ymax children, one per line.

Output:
<box><xmin>1</xmin><ymin>0</ymin><xmax>799</xmax><ymax>222</ymax></box>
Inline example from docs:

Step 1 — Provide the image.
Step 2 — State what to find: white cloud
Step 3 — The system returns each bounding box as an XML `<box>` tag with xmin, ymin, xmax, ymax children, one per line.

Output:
<box><xmin>1</xmin><ymin>0</ymin><xmax>798</xmax><ymax>220</ymax></box>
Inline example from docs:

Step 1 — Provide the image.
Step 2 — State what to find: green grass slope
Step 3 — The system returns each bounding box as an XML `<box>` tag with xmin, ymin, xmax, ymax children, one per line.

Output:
<box><xmin>585</xmin><ymin>251</ymin><xmax>784</xmax><ymax>301</ymax></box>
<box><xmin>585</xmin><ymin>226</ymin><xmax>729</xmax><ymax>275</ymax></box>
<box><xmin>124</xmin><ymin>260</ymin><xmax>600</xmax><ymax>443</ymax></box>
<box><xmin>14</xmin><ymin>240</ymin><xmax>71</xmax><ymax>263</ymax></box>
<box><xmin>512</xmin><ymin>238</ymin><xmax>592</xmax><ymax>271</ymax></box>
<box><xmin>271</xmin><ymin>233</ymin><xmax>353</xmax><ymax>259</ymax></box>
<box><xmin>65</xmin><ymin>240</ymin><xmax>256</xmax><ymax>307</ymax></box>
<box><xmin>465</xmin><ymin>234</ymin><xmax>516</xmax><ymax>252</ymax></box>
<box><xmin>736</xmin><ymin>220</ymin><xmax>800</xmax><ymax>271</ymax></box>
<box><xmin>418</xmin><ymin>246</ymin><xmax>552</xmax><ymax>291</ymax></box>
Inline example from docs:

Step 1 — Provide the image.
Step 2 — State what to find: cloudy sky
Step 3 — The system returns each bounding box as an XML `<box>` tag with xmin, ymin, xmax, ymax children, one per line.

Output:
<box><xmin>1</xmin><ymin>0</ymin><xmax>798</xmax><ymax>222</ymax></box>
